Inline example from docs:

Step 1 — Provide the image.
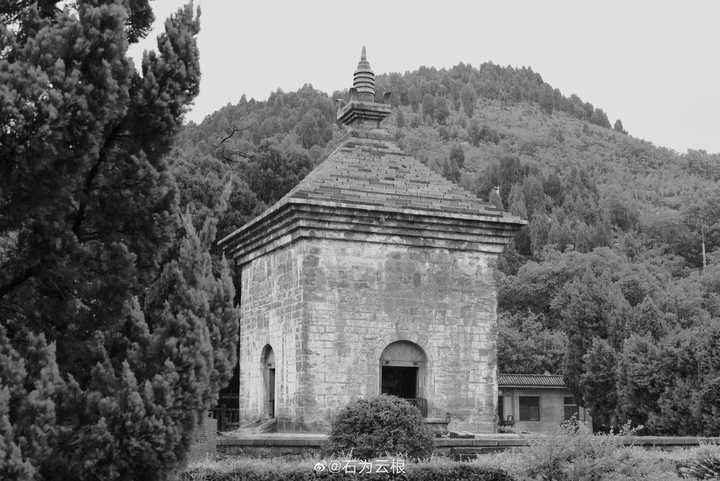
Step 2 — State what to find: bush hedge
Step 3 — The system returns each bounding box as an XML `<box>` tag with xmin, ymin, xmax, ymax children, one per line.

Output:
<box><xmin>678</xmin><ymin>443</ymin><xmax>720</xmax><ymax>480</ymax></box>
<box><xmin>180</xmin><ymin>459</ymin><xmax>514</xmax><ymax>481</ymax></box>
<box><xmin>484</xmin><ymin>423</ymin><xmax>691</xmax><ymax>481</ymax></box>
<box><xmin>325</xmin><ymin>395</ymin><xmax>434</xmax><ymax>460</ymax></box>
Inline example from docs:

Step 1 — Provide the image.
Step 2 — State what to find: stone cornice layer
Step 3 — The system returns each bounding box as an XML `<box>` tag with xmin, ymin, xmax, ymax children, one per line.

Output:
<box><xmin>223</xmin><ymin>200</ymin><xmax>525</xmax><ymax>265</ymax></box>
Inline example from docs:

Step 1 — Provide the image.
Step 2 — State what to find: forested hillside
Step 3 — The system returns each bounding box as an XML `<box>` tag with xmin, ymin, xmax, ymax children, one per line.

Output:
<box><xmin>168</xmin><ymin>62</ymin><xmax>720</xmax><ymax>435</ymax></box>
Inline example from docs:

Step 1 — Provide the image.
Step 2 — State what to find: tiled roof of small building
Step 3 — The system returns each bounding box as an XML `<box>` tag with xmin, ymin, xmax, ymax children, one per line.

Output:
<box><xmin>498</xmin><ymin>373</ymin><xmax>568</xmax><ymax>388</ymax></box>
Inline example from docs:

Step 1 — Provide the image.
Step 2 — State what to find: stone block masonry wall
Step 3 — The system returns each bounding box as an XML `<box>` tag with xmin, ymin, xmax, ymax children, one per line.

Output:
<box><xmin>295</xmin><ymin>238</ymin><xmax>499</xmax><ymax>433</ymax></box>
<box><xmin>238</xmin><ymin>243</ymin><xmax>304</xmax><ymax>428</ymax></box>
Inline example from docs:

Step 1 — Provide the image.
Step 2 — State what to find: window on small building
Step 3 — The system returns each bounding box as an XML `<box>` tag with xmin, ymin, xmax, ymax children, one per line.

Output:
<box><xmin>563</xmin><ymin>396</ymin><xmax>579</xmax><ymax>421</ymax></box>
<box><xmin>519</xmin><ymin>396</ymin><xmax>540</xmax><ymax>421</ymax></box>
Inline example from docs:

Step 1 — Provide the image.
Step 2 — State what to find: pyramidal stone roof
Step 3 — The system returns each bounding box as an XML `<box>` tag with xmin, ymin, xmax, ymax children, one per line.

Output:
<box><xmin>218</xmin><ymin>48</ymin><xmax>526</xmax><ymax>264</ymax></box>
<box><xmin>281</xmin><ymin>129</ymin><xmax>507</xmax><ymax>218</ymax></box>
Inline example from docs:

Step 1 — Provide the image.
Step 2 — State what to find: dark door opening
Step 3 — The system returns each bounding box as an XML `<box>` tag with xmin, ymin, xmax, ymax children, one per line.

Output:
<box><xmin>267</xmin><ymin>368</ymin><xmax>275</xmax><ymax>418</ymax></box>
<box><xmin>261</xmin><ymin>345</ymin><xmax>276</xmax><ymax>419</ymax></box>
<box><xmin>381</xmin><ymin>366</ymin><xmax>418</xmax><ymax>399</ymax></box>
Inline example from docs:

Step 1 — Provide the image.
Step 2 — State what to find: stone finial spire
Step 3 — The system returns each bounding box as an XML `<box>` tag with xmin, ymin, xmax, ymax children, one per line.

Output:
<box><xmin>337</xmin><ymin>46</ymin><xmax>391</xmax><ymax>128</ymax></box>
<box><xmin>353</xmin><ymin>46</ymin><xmax>375</xmax><ymax>102</ymax></box>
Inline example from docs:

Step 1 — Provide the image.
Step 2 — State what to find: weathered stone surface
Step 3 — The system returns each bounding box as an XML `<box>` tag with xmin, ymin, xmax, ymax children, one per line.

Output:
<box><xmin>237</xmin><ymin>244</ymin><xmax>303</xmax><ymax>428</ymax></box>
<box><xmin>238</xmin><ymin>238</ymin><xmax>500</xmax><ymax>432</ymax></box>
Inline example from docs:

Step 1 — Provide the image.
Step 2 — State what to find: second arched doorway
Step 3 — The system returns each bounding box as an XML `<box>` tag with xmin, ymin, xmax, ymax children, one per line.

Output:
<box><xmin>261</xmin><ymin>345</ymin><xmax>275</xmax><ymax>418</ymax></box>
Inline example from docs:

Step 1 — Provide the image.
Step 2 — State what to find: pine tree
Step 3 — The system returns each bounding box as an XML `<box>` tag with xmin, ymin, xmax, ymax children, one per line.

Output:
<box><xmin>0</xmin><ymin>2</ymin><xmax>239</xmax><ymax>480</ymax></box>
<box><xmin>546</xmin><ymin>213</ymin><xmax>571</xmax><ymax>251</ymax></box>
<box><xmin>460</xmin><ymin>83</ymin><xmax>477</xmax><ymax>117</ymax></box>
<box><xmin>396</xmin><ymin>108</ymin><xmax>405</xmax><ymax>128</ymax></box>
<box><xmin>507</xmin><ymin>183</ymin><xmax>528</xmax><ymax>219</ymax></box>
<box><xmin>613</xmin><ymin>119</ymin><xmax>627</xmax><ymax>134</ymax></box>
<box><xmin>467</xmin><ymin>118</ymin><xmax>482</xmax><ymax>146</ymax></box>
<box><xmin>296</xmin><ymin>108</ymin><xmax>332</xmax><ymax>149</ymax></box>
<box><xmin>629</xmin><ymin>297</ymin><xmax>666</xmax><ymax>339</ymax></box>
<box><xmin>529</xmin><ymin>213</ymin><xmax>551</xmax><ymax>257</ymax></box>
<box><xmin>555</xmin><ymin>268</ymin><xmax>631</xmax><ymax>424</ymax></box>
<box><xmin>580</xmin><ymin>337</ymin><xmax>618</xmax><ymax>431</ymax></box>
<box><xmin>449</xmin><ymin>144</ymin><xmax>465</xmax><ymax>170</ymax></box>
<box><xmin>408</xmin><ymin>85</ymin><xmax>421</xmax><ymax>113</ymax></box>
<box><xmin>616</xmin><ymin>334</ymin><xmax>666</xmax><ymax>428</ymax></box>
<box><xmin>434</xmin><ymin>96</ymin><xmax>450</xmax><ymax>124</ymax></box>
<box><xmin>421</xmin><ymin>93</ymin><xmax>435</xmax><ymax>120</ymax></box>
<box><xmin>442</xmin><ymin>144</ymin><xmax>464</xmax><ymax>183</ymax></box>
<box><xmin>590</xmin><ymin>107</ymin><xmax>611</xmax><ymax>128</ymax></box>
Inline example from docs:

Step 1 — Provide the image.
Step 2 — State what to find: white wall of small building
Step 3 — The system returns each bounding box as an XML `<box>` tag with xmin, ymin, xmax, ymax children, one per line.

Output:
<box><xmin>499</xmin><ymin>387</ymin><xmax>591</xmax><ymax>434</ymax></box>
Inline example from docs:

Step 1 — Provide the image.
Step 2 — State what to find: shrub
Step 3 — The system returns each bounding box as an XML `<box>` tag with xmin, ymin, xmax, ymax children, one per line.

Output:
<box><xmin>405</xmin><ymin>460</ymin><xmax>514</xmax><ymax>481</ymax></box>
<box><xmin>491</xmin><ymin>422</ymin><xmax>685</xmax><ymax>481</ymax></box>
<box><xmin>325</xmin><ymin>395</ymin><xmax>434</xmax><ymax>460</ymax></box>
<box><xmin>678</xmin><ymin>443</ymin><xmax>720</xmax><ymax>479</ymax></box>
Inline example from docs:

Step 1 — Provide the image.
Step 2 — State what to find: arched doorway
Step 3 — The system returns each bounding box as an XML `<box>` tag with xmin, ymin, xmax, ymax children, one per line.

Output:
<box><xmin>380</xmin><ymin>341</ymin><xmax>428</xmax><ymax>416</ymax></box>
<box><xmin>260</xmin><ymin>345</ymin><xmax>275</xmax><ymax>418</ymax></box>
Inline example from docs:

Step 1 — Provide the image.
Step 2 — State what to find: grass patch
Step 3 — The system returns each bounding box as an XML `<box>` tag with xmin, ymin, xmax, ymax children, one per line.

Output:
<box><xmin>474</xmin><ymin>432</ymin><xmax>720</xmax><ymax>480</ymax></box>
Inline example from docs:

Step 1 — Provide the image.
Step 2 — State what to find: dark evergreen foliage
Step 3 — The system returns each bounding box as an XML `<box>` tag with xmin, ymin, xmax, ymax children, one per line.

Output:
<box><xmin>0</xmin><ymin>2</ymin><xmax>238</xmax><ymax>479</ymax></box>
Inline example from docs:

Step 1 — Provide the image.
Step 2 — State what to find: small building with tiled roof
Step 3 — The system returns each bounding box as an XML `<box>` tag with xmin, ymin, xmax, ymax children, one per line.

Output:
<box><xmin>219</xmin><ymin>48</ymin><xmax>525</xmax><ymax>433</ymax></box>
<box><xmin>498</xmin><ymin>373</ymin><xmax>591</xmax><ymax>434</ymax></box>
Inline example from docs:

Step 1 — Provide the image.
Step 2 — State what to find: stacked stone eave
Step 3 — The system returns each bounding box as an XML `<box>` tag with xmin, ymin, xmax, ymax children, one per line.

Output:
<box><xmin>221</xmin><ymin>200</ymin><xmax>523</xmax><ymax>265</ymax></box>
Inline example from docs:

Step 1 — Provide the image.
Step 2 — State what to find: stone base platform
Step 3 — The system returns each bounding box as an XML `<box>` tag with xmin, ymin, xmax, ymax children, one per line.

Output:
<box><xmin>217</xmin><ymin>433</ymin><xmax>526</xmax><ymax>459</ymax></box>
<box><xmin>216</xmin><ymin>433</ymin><xmax>720</xmax><ymax>459</ymax></box>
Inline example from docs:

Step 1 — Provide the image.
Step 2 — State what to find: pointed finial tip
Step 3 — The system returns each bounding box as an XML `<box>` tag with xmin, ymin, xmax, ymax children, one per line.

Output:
<box><xmin>361</xmin><ymin>46</ymin><xmax>366</xmax><ymax>60</ymax></box>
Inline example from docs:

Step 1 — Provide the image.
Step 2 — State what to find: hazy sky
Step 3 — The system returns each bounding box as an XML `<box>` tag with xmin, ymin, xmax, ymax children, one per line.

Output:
<box><xmin>128</xmin><ymin>1</ymin><xmax>720</xmax><ymax>154</ymax></box>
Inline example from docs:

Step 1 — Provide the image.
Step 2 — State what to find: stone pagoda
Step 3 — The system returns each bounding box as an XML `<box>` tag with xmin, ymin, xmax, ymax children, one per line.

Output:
<box><xmin>218</xmin><ymin>48</ymin><xmax>525</xmax><ymax>432</ymax></box>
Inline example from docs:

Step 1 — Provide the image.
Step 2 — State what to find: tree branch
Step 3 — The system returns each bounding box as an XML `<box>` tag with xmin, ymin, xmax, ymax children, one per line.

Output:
<box><xmin>72</xmin><ymin>119</ymin><xmax>129</xmax><ymax>236</ymax></box>
<box><xmin>217</xmin><ymin>127</ymin><xmax>239</xmax><ymax>146</ymax></box>
<box><xmin>215</xmin><ymin>127</ymin><xmax>254</xmax><ymax>161</ymax></box>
